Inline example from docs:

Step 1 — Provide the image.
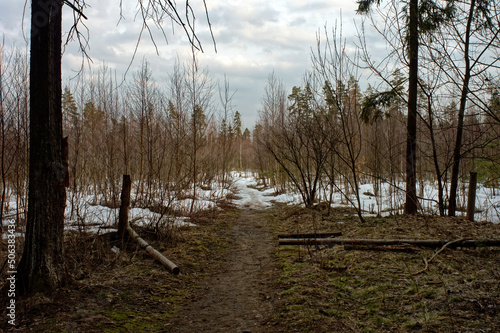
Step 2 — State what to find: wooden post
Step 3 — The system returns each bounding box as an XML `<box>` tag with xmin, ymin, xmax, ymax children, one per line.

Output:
<box><xmin>466</xmin><ymin>172</ymin><xmax>477</xmax><ymax>221</ymax></box>
<box><xmin>118</xmin><ymin>175</ymin><xmax>132</xmax><ymax>239</ymax></box>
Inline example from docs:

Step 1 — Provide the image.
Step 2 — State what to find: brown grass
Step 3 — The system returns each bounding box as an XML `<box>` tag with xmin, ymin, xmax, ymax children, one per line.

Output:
<box><xmin>2</xmin><ymin>203</ymin><xmax>499</xmax><ymax>332</ymax></box>
<box><xmin>0</xmin><ymin>207</ymin><xmax>238</xmax><ymax>332</ymax></box>
<box><xmin>269</xmin><ymin>204</ymin><xmax>500</xmax><ymax>332</ymax></box>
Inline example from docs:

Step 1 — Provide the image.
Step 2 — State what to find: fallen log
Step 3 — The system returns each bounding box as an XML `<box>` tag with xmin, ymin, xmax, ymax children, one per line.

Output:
<box><xmin>127</xmin><ymin>224</ymin><xmax>180</xmax><ymax>275</ymax></box>
<box><xmin>278</xmin><ymin>238</ymin><xmax>500</xmax><ymax>248</ymax></box>
<box><xmin>278</xmin><ymin>232</ymin><xmax>342</xmax><ymax>239</ymax></box>
<box><xmin>118</xmin><ymin>174</ymin><xmax>179</xmax><ymax>275</ymax></box>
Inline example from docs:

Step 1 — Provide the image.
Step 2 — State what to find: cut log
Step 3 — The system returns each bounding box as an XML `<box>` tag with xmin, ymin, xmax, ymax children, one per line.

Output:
<box><xmin>127</xmin><ymin>225</ymin><xmax>180</xmax><ymax>275</ymax></box>
<box><xmin>278</xmin><ymin>232</ymin><xmax>342</xmax><ymax>239</ymax></box>
<box><xmin>117</xmin><ymin>174</ymin><xmax>179</xmax><ymax>275</ymax></box>
<box><xmin>278</xmin><ymin>238</ymin><xmax>500</xmax><ymax>248</ymax></box>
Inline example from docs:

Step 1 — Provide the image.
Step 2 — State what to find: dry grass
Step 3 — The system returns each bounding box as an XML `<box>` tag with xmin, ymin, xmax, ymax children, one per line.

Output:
<box><xmin>2</xmin><ymin>203</ymin><xmax>500</xmax><ymax>332</ymax></box>
<box><xmin>269</xmin><ymin>204</ymin><xmax>500</xmax><ymax>332</ymax></box>
<box><xmin>0</xmin><ymin>207</ymin><xmax>239</xmax><ymax>332</ymax></box>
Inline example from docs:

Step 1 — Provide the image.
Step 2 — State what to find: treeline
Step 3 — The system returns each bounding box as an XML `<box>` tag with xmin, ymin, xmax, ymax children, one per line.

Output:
<box><xmin>0</xmin><ymin>51</ymin><xmax>255</xmax><ymax>223</ymax></box>
<box><xmin>256</xmin><ymin>70</ymin><xmax>499</xmax><ymax>218</ymax></box>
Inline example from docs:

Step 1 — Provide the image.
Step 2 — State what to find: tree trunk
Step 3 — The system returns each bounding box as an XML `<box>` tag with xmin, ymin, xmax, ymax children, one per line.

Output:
<box><xmin>17</xmin><ymin>0</ymin><xmax>66</xmax><ymax>295</ymax></box>
<box><xmin>404</xmin><ymin>0</ymin><xmax>419</xmax><ymax>215</ymax></box>
<box><xmin>448</xmin><ymin>0</ymin><xmax>475</xmax><ymax>216</ymax></box>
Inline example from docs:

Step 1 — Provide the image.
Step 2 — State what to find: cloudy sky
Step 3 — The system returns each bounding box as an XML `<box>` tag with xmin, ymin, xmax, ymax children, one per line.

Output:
<box><xmin>1</xmin><ymin>0</ymin><xmax>378</xmax><ymax>128</ymax></box>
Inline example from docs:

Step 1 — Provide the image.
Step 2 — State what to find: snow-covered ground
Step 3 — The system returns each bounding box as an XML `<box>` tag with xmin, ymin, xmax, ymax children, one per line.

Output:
<box><xmin>230</xmin><ymin>173</ymin><xmax>500</xmax><ymax>223</ymax></box>
<box><xmin>231</xmin><ymin>176</ymin><xmax>274</xmax><ymax>209</ymax></box>
<box><xmin>1</xmin><ymin>172</ymin><xmax>500</xmax><ymax>239</ymax></box>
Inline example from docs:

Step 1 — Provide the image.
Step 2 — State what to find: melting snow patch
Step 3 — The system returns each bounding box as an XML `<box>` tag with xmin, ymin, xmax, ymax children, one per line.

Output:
<box><xmin>231</xmin><ymin>176</ymin><xmax>274</xmax><ymax>209</ymax></box>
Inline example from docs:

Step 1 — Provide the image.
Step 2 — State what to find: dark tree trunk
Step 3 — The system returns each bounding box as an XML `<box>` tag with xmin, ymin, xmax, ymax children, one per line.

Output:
<box><xmin>404</xmin><ymin>0</ymin><xmax>419</xmax><ymax>215</ymax></box>
<box><xmin>118</xmin><ymin>174</ymin><xmax>132</xmax><ymax>239</ymax></box>
<box><xmin>448</xmin><ymin>0</ymin><xmax>475</xmax><ymax>216</ymax></box>
<box><xmin>17</xmin><ymin>0</ymin><xmax>66</xmax><ymax>295</ymax></box>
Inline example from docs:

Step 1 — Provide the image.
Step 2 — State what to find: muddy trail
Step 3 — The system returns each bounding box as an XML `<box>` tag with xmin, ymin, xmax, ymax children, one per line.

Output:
<box><xmin>167</xmin><ymin>208</ymin><xmax>282</xmax><ymax>333</ymax></box>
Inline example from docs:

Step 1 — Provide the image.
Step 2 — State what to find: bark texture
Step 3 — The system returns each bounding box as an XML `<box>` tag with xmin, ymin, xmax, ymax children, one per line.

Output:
<box><xmin>18</xmin><ymin>0</ymin><xmax>66</xmax><ymax>295</ymax></box>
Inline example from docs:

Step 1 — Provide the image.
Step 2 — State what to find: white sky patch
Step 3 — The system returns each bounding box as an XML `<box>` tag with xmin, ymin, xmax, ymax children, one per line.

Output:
<box><xmin>2</xmin><ymin>0</ymin><xmax>386</xmax><ymax>129</ymax></box>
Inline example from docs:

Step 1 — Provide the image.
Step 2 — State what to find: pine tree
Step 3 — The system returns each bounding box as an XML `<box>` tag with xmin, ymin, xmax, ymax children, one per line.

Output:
<box><xmin>62</xmin><ymin>86</ymin><xmax>78</xmax><ymax>127</ymax></box>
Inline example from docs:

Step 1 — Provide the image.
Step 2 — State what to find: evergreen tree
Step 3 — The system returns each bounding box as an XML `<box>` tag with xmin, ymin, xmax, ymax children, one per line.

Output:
<box><xmin>357</xmin><ymin>0</ymin><xmax>454</xmax><ymax>214</ymax></box>
<box><xmin>62</xmin><ymin>86</ymin><xmax>78</xmax><ymax>122</ymax></box>
<box><xmin>233</xmin><ymin>111</ymin><xmax>242</xmax><ymax>138</ymax></box>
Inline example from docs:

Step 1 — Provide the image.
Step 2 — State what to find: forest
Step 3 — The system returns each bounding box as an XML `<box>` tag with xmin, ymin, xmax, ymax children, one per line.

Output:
<box><xmin>1</xmin><ymin>7</ymin><xmax>500</xmax><ymax>228</ymax></box>
<box><xmin>1</xmin><ymin>0</ymin><xmax>500</xmax><ymax>331</ymax></box>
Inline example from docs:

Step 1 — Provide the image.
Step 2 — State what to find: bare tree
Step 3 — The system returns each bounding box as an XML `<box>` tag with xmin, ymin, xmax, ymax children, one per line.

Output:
<box><xmin>311</xmin><ymin>23</ymin><xmax>366</xmax><ymax>221</ymax></box>
<box><xmin>217</xmin><ymin>75</ymin><xmax>237</xmax><ymax>185</ymax></box>
<box><xmin>184</xmin><ymin>53</ymin><xmax>214</xmax><ymax>213</ymax></box>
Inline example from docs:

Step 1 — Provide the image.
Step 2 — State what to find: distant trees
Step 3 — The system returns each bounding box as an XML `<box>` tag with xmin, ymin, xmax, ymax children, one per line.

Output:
<box><xmin>0</xmin><ymin>46</ymin><xmax>29</xmax><ymax>232</ymax></box>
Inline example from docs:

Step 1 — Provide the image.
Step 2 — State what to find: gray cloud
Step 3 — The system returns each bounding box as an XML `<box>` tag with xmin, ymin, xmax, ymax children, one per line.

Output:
<box><xmin>2</xmin><ymin>0</ymin><xmax>368</xmax><ymax>128</ymax></box>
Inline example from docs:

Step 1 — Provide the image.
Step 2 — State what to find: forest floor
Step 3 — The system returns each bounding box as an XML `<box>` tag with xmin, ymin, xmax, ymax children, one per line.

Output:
<box><xmin>2</xmin><ymin>183</ymin><xmax>500</xmax><ymax>332</ymax></box>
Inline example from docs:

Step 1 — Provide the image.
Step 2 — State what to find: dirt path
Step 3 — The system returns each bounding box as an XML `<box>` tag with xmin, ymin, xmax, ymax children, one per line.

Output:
<box><xmin>167</xmin><ymin>208</ymin><xmax>281</xmax><ymax>333</ymax></box>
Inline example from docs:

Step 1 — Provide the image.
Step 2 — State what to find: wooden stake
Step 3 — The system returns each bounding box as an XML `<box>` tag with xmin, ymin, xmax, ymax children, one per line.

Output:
<box><xmin>118</xmin><ymin>174</ymin><xmax>131</xmax><ymax>239</ymax></box>
<box><xmin>466</xmin><ymin>172</ymin><xmax>477</xmax><ymax>221</ymax></box>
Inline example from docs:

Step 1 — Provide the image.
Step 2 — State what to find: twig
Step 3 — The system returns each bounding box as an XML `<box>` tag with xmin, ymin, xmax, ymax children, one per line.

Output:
<box><xmin>64</xmin><ymin>0</ymin><xmax>88</xmax><ymax>20</ymax></box>
<box><xmin>413</xmin><ymin>238</ymin><xmax>465</xmax><ymax>275</ymax></box>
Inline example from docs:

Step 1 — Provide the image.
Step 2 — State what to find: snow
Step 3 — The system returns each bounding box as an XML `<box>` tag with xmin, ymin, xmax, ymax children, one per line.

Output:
<box><xmin>1</xmin><ymin>172</ymin><xmax>500</xmax><ymax>239</ymax></box>
<box><xmin>231</xmin><ymin>176</ymin><xmax>273</xmax><ymax>209</ymax></box>
<box><xmin>229</xmin><ymin>173</ymin><xmax>500</xmax><ymax>224</ymax></box>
